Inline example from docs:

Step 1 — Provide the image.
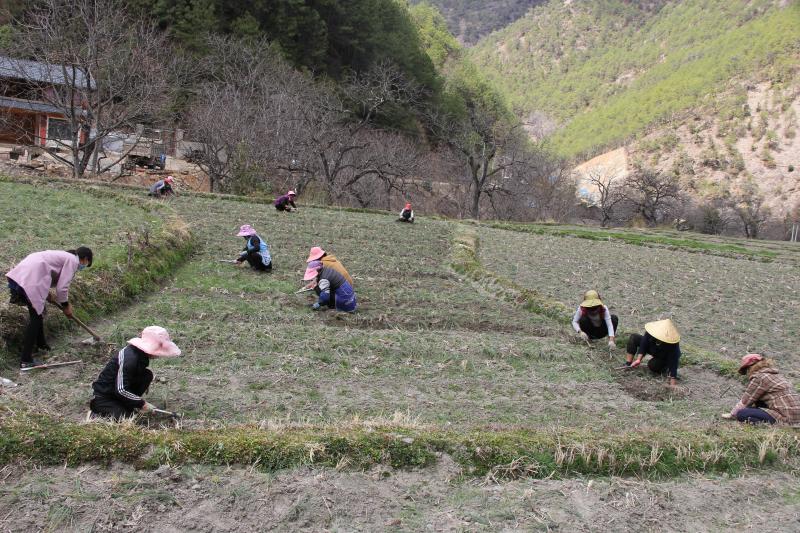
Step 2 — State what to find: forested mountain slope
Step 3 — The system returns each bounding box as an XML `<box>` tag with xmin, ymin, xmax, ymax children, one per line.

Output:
<box><xmin>409</xmin><ymin>0</ymin><xmax>545</xmax><ymax>44</ymax></box>
<box><xmin>469</xmin><ymin>0</ymin><xmax>800</xmax><ymax>159</ymax></box>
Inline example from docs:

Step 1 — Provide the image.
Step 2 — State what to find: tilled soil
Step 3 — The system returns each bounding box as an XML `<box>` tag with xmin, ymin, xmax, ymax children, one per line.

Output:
<box><xmin>1</xmin><ymin>461</ymin><xmax>798</xmax><ymax>532</ymax></box>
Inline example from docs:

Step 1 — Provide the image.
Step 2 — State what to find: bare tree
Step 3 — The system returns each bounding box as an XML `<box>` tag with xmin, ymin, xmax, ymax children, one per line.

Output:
<box><xmin>0</xmin><ymin>0</ymin><xmax>181</xmax><ymax>178</ymax></box>
<box><xmin>586</xmin><ymin>170</ymin><xmax>627</xmax><ymax>227</ymax></box>
<box><xmin>622</xmin><ymin>168</ymin><xmax>680</xmax><ymax>225</ymax></box>
<box><xmin>729</xmin><ymin>180</ymin><xmax>770</xmax><ymax>238</ymax></box>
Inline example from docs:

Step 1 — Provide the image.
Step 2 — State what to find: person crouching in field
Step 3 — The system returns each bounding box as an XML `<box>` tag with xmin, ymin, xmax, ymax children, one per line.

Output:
<box><xmin>234</xmin><ymin>224</ymin><xmax>272</xmax><ymax>271</ymax></box>
<box><xmin>625</xmin><ymin>319</ymin><xmax>681</xmax><ymax>388</ymax></box>
<box><xmin>89</xmin><ymin>326</ymin><xmax>181</xmax><ymax>420</ymax></box>
<box><xmin>149</xmin><ymin>175</ymin><xmax>176</xmax><ymax>197</ymax></box>
<box><xmin>572</xmin><ymin>290</ymin><xmax>617</xmax><ymax>348</ymax></box>
<box><xmin>727</xmin><ymin>354</ymin><xmax>800</xmax><ymax>425</ymax></box>
<box><xmin>304</xmin><ymin>260</ymin><xmax>357</xmax><ymax>313</ymax></box>
<box><xmin>6</xmin><ymin>247</ymin><xmax>93</xmax><ymax>368</ymax></box>
<box><xmin>398</xmin><ymin>203</ymin><xmax>415</xmax><ymax>223</ymax></box>
<box><xmin>306</xmin><ymin>246</ymin><xmax>353</xmax><ymax>286</ymax></box>
<box><xmin>274</xmin><ymin>190</ymin><xmax>297</xmax><ymax>212</ymax></box>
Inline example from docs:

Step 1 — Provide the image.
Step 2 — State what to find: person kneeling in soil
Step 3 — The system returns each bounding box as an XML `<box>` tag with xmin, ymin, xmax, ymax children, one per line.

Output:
<box><xmin>304</xmin><ymin>260</ymin><xmax>357</xmax><ymax>313</ymax></box>
<box><xmin>625</xmin><ymin>319</ymin><xmax>681</xmax><ymax>388</ymax></box>
<box><xmin>148</xmin><ymin>175</ymin><xmax>176</xmax><ymax>197</ymax></box>
<box><xmin>572</xmin><ymin>290</ymin><xmax>617</xmax><ymax>348</ymax></box>
<box><xmin>234</xmin><ymin>224</ymin><xmax>272</xmax><ymax>271</ymax></box>
<box><xmin>306</xmin><ymin>246</ymin><xmax>353</xmax><ymax>286</ymax></box>
<box><xmin>274</xmin><ymin>190</ymin><xmax>297</xmax><ymax>212</ymax></box>
<box><xmin>398</xmin><ymin>203</ymin><xmax>415</xmax><ymax>223</ymax></box>
<box><xmin>89</xmin><ymin>326</ymin><xmax>181</xmax><ymax>420</ymax></box>
<box><xmin>727</xmin><ymin>354</ymin><xmax>800</xmax><ymax>425</ymax></box>
<box><xmin>6</xmin><ymin>247</ymin><xmax>93</xmax><ymax>368</ymax></box>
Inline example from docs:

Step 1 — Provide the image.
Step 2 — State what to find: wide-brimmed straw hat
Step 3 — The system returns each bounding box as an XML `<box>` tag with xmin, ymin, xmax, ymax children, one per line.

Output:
<box><xmin>580</xmin><ymin>290</ymin><xmax>603</xmax><ymax>308</ymax></box>
<box><xmin>738</xmin><ymin>353</ymin><xmax>763</xmax><ymax>375</ymax></box>
<box><xmin>644</xmin><ymin>319</ymin><xmax>680</xmax><ymax>344</ymax></box>
<box><xmin>237</xmin><ymin>224</ymin><xmax>257</xmax><ymax>237</ymax></box>
<box><xmin>128</xmin><ymin>326</ymin><xmax>181</xmax><ymax>358</ymax></box>
<box><xmin>306</xmin><ymin>246</ymin><xmax>325</xmax><ymax>262</ymax></box>
<box><xmin>303</xmin><ymin>260</ymin><xmax>323</xmax><ymax>281</ymax></box>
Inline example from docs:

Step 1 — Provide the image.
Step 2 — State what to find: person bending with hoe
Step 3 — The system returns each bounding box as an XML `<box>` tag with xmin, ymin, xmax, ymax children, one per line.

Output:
<box><xmin>234</xmin><ymin>224</ymin><xmax>272</xmax><ymax>271</ymax></box>
<box><xmin>304</xmin><ymin>260</ymin><xmax>357</xmax><ymax>313</ymax></box>
<box><xmin>274</xmin><ymin>190</ymin><xmax>297</xmax><ymax>212</ymax></box>
<box><xmin>398</xmin><ymin>203</ymin><xmax>415</xmax><ymax>223</ymax></box>
<box><xmin>148</xmin><ymin>175</ymin><xmax>176</xmax><ymax>197</ymax></box>
<box><xmin>572</xmin><ymin>290</ymin><xmax>618</xmax><ymax>348</ymax></box>
<box><xmin>625</xmin><ymin>319</ymin><xmax>681</xmax><ymax>388</ymax></box>
<box><xmin>6</xmin><ymin>247</ymin><xmax>93</xmax><ymax>368</ymax></box>
<box><xmin>89</xmin><ymin>326</ymin><xmax>181</xmax><ymax>420</ymax></box>
<box><xmin>306</xmin><ymin>246</ymin><xmax>353</xmax><ymax>286</ymax></box>
<box><xmin>726</xmin><ymin>354</ymin><xmax>800</xmax><ymax>425</ymax></box>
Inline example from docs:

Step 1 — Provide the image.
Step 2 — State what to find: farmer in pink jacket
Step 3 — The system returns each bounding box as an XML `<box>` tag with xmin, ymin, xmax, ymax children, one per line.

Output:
<box><xmin>6</xmin><ymin>247</ymin><xmax>93</xmax><ymax>368</ymax></box>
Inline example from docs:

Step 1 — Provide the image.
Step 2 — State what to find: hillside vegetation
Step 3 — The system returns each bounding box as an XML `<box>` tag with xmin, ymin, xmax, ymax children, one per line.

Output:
<box><xmin>470</xmin><ymin>0</ymin><xmax>800</xmax><ymax>159</ymax></box>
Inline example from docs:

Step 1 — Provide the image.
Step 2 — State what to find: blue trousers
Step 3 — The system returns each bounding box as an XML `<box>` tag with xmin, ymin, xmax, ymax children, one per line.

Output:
<box><xmin>736</xmin><ymin>408</ymin><xmax>776</xmax><ymax>424</ymax></box>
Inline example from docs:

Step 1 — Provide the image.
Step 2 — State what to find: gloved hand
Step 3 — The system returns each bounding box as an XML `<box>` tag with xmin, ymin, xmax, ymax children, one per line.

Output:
<box><xmin>141</xmin><ymin>402</ymin><xmax>157</xmax><ymax>413</ymax></box>
<box><xmin>579</xmin><ymin>331</ymin><xmax>590</xmax><ymax>342</ymax></box>
<box><xmin>312</xmin><ymin>303</ymin><xmax>321</xmax><ymax>311</ymax></box>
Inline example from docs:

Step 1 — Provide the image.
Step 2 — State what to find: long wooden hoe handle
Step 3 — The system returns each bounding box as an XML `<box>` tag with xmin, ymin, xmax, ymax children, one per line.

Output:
<box><xmin>50</xmin><ymin>302</ymin><xmax>102</xmax><ymax>340</ymax></box>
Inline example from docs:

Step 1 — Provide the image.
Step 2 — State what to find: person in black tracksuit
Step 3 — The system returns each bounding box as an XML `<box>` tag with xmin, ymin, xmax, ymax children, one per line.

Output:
<box><xmin>90</xmin><ymin>345</ymin><xmax>153</xmax><ymax>420</ymax></box>
<box><xmin>89</xmin><ymin>325</ymin><xmax>181</xmax><ymax>420</ymax></box>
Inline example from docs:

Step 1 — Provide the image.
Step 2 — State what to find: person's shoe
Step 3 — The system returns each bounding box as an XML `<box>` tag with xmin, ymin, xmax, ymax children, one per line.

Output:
<box><xmin>20</xmin><ymin>358</ymin><xmax>44</xmax><ymax>369</ymax></box>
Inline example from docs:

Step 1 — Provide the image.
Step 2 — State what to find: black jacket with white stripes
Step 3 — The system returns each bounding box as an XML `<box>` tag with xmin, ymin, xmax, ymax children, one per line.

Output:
<box><xmin>91</xmin><ymin>345</ymin><xmax>150</xmax><ymax>409</ymax></box>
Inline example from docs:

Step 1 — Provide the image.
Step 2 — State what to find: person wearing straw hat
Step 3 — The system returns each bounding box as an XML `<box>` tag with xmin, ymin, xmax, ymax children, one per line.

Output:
<box><xmin>625</xmin><ymin>319</ymin><xmax>682</xmax><ymax>387</ymax></box>
<box><xmin>726</xmin><ymin>354</ymin><xmax>800</xmax><ymax>425</ymax></box>
<box><xmin>89</xmin><ymin>326</ymin><xmax>181</xmax><ymax>420</ymax></box>
<box><xmin>398</xmin><ymin>202</ymin><xmax>415</xmax><ymax>223</ymax></box>
<box><xmin>234</xmin><ymin>224</ymin><xmax>272</xmax><ymax>271</ymax></box>
<box><xmin>274</xmin><ymin>190</ymin><xmax>298</xmax><ymax>212</ymax></box>
<box><xmin>6</xmin><ymin>247</ymin><xmax>93</xmax><ymax>369</ymax></box>
<box><xmin>305</xmin><ymin>246</ymin><xmax>353</xmax><ymax>286</ymax></box>
<box><xmin>571</xmin><ymin>290</ymin><xmax>618</xmax><ymax>348</ymax></box>
<box><xmin>304</xmin><ymin>260</ymin><xmax>357</xmax><ymax>313</ymax></box>
<box><xmin>148</xmin><ymin>175</ymin><xmax>176</xmax><ymax>197</ymax></box>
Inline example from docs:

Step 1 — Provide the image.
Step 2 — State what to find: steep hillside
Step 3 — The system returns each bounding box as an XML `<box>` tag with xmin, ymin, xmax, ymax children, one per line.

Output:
<box><xmin>409</xmin><ymin>0</ymin><xmax>545</xmax><ymax>44</ymax></box>
<box><xmin>469</xmin><ymin>0</ymin><xmax>800</xmax><ymax>160</ymax></box>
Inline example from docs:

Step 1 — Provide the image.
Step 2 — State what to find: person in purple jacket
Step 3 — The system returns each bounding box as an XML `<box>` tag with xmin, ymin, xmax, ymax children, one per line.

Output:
<box><xmin>274</xmin><ymin>190</ymin><xmax>297</xmax><ymax>212</ymax></box>
<box><xmin>6</xmin><ymin>247</ymin><xmax>93</xmax><ymax>368</ymax></box>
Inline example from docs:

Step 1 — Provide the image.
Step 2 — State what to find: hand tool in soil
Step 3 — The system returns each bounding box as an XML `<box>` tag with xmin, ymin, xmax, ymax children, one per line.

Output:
<box><xmin>217</xmin><ymin>259</ymin><xmax>239</xmax><ymax>264</ymax></box>
<box><xmin>50</xmin><ymin>302</ymin><xmax>103</xmax><ymax>344</ymax></box>
<box><xmin>150</xmin><ymin>407</ymin><xmax>182</xmax><ymax>419</ymax></box>
<box><xmin>720</xmin><ymin>413</ymin><xmax>734</xmax><ymax>420</ymax></box>
<box><xmin>295</xmin><ymin>285</ymin><xmax>315</xmax><ymax>294</ymax></box>
<box><xmin>19</xmin><ymin>360</ymin><xmax>82</xmax><ymax>372</ymax></box>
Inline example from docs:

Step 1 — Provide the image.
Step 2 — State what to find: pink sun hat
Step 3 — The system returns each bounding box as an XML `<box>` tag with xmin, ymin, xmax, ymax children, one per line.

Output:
<box><xmin>303</xmin><ymin>260</ymin><xmax>323</xmax><ymax>281</ymax></box>
<box><xmin>306</xmin><ymin>246</ymin><xmax>325</xmax><ymax>262</ymax></box>
<box><xmin>738</xmin><ymin>353</ymin><xmax>763</xmax><ymax>375</ymax></box>
<box><xmin>128</xmin><ymin>326</ymin><xmax>181</xmax><ymax>358</ymax></box>
<box><xmin>288</xmin><ymin>190</ymin><xmax>297</xmax><ymax>197</ymax></box>
<box><xmin>237</xmin><ymin>224</ymin><xmax>257</xmax><ymax>237</ymax></box>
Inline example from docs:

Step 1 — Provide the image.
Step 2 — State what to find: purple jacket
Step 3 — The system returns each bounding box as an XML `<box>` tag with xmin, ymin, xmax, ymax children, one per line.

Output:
<box><xmin>274</xmin><ymin>194</ymin><xmax>296</xmax><ymax>208</ymax></box>
<box><xmin>6</xmin><ymin>250</ymin><xmax>79</xmax><ymax>314</ymax></box>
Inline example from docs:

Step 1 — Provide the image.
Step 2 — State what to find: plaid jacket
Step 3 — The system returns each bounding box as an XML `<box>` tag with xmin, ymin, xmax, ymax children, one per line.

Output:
<box><xmin>740</xmin><ymin>368</ymin><xmax>800</xmax><ymax>425</ymax></box>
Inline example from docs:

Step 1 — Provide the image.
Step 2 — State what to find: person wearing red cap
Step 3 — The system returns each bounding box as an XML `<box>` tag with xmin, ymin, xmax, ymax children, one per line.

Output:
<box><xmin>274</xmin><ymin>190</ymin><xmax>297</xmax><ymax>212</ymax></box>
<box><xmin>148</xmin><ymin>176</ymin><xmax>176</xmax><ymax>197</ymax></box>
<box><xmin>727</xmin><ymin>354</ymin><xmax>800</xmax><ymax>425</ymax></box>
<box><xmin>398</xmin><ymin>202</ymin><xmax>415</xmax><ymax>223</ymax></box>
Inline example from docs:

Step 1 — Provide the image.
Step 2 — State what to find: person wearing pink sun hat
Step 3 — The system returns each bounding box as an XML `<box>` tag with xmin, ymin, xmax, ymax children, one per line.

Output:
<box><xmin>89</xmin><ymin>326</ymin><xmax>182</xmax><ymax>420</ymax></box>
<box><xmin>274</xmin><ymin>190</ymin><xmax>297</xmax><ymax>212</ymax></box>
<box><xmin>304</xmin><ymin>260</ymin><xmax>357</xmax><ymax>313</ymax></box>
<box><xmin>148</xmin><ymin>175</ymin><xmax>176</xmax><ymax>197</ymax></box>
<box><xmin>233</xmin><ymin>224</ymin><xmax>272</xmax><ymax>271</ymax></box>
<box><xmin>726</xmin><ymin>354</ymin><xmax>800</xmax><ymax>425</ymax></box>
<box><xmin>305</xmin><ymin>246</ymin><xmax>353</xmax><ymax>287</ymax></box>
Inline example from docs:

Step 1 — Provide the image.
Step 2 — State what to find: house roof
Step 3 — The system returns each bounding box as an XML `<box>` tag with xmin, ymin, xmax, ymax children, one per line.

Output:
<box><xmin>0</xmin><ymin>56</ymin><xmax>92</xmax><ymax>89</ymax></box>
<box><xmin>0</xmin><ymin>96</ymin><xmax>63</xmax><ymax>114</ymax></box>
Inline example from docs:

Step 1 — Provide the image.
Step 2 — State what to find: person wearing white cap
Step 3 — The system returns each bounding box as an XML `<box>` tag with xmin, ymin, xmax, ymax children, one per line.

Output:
<box><xmin>625</xmin><ymin>319</ymin><xmax>681</xmax><ymax>387</ymax></box>
<box><xmin>89</xmin><ymin>326</ymin><xmax>181</xmax><ymax>420</ymax></box>
<box><xmin>148</xmin><ymin>175</ymin><xmax>176</xmax><ymax>197</ymax></box>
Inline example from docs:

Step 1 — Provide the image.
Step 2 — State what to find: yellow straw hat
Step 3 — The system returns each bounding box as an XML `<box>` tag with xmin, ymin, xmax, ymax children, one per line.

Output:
<box><xmin>580</xmin><ymin>290</ymin><xmax>604</xmax><ymax>308</ymax></box>
<box><xmin>644</xmin><ymin>319</ymin><xmax>680</xmax><ymax>344</ymax></box>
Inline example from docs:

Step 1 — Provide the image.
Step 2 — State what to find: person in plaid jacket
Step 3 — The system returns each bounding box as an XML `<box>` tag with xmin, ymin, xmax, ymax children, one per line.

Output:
<box><xmin>730</xmin><ymin>354</ymin><xmax>800</xmax><ymax>425</ymax></box>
